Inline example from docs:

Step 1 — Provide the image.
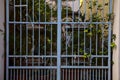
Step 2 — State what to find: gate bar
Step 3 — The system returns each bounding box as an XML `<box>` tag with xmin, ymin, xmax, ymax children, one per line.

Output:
<box><xmin>109</xmin><ymin>0</ymin><xmax>113</xmax><ymax>79</ymax></box>
<box><xmin>6</xmin><ymin>0</ymin><xmax>9</xmax><ymax>80</ymax></box>
<box><xmin>57</xmin><ymin>0</ymin><xmax>62</xmax><ymax>80</ymax></box>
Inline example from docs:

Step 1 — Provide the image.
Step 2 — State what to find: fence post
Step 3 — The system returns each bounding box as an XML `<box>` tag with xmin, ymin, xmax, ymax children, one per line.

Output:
<box><xmin>113</xmin><ymin>0</ymin><xmax>120</xmax><ymax>80</ymax></box>
<box><xmin>57</xmin><ymin>0</ymin><xmax>62</xmax><ymax>80</ymax></box>
<box><xmin>0</xmin><ymin>0</ymin><xmax>5</xmax><ymax>80</ymax></box>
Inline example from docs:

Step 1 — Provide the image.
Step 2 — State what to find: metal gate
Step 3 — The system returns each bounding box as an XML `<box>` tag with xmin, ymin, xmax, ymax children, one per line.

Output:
<box><xmin>6</xmin><ymin>0</ymin><xmax>113</xmax><ymax>80</ymax></box>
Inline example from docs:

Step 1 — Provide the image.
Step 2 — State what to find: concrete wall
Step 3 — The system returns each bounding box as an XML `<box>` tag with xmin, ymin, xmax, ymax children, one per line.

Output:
<box><xmin>112</xmin><ymin>0</ymin><xmax>120</xmax><ymax>80</ymax></box>
<box><xmin>0</xmin><ymin>0</ymin><xmax>4</xmax><ymax>80</ymax></box>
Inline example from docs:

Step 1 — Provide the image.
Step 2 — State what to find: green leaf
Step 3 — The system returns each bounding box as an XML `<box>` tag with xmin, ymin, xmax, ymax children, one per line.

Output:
<box><xmin>89</xmin><ymin>24</ymin><xmax>94</xmax><ymax>28</ymax></box>
<box><xmin>88</xmin><ymin>32</ymin><xmax>93</xmax><ymax>36</ymax></box>
<box><xmin>47</xmin><ymin>39</ymin><xmax>51</xmax><ymax>44</ymax></box>
<box><xmin>93</xmin><ymin>1</ymin><xmax>97</xmax><ymax>6</ymax></box>
<box><xmin>84</xmin><ymin>29</ymin><xmax>88</xmax><ymax>33</ymax></box>
<box><xmin>105</xmin><ymin>3</ymin><xmax>109</xmax><ymax>6</ymax></box>
<box><xmin>98</xmin><ymin>4</ymin><xmax>102</xmax><ymax>8</ymax></box>
<box><xmin>110</xmin><ymin>42</ymin><xmax>116</xmax><ymax>48</ymax></box>
<box><xmin>83</xmin><ymin>53</ymin><xmax>91</xmax><ymax>59</ymax></box>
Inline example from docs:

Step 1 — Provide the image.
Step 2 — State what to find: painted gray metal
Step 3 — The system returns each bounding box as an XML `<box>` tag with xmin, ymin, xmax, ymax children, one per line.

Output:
<box><xmin>6</xmin><ymin>0</ymin><xmax>9</xmax><ymax>80</ymax></box>
<box><xmin>57</xmin><ymin>0</ymin><xmax>62</xmax><ymax>80</ymax></box>
<box><xmin>6</xmin><ymin>0</ymin><xmax>113</xmax><ymax>80</ymax></box>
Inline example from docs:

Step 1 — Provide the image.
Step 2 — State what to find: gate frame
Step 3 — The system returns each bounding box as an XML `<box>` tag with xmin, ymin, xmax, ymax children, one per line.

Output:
<box><xmin>3</xmin><ymin>0</ymin><xmax>120</xmax><ymax>80</ymax></box>
<box><xmin>6</xmin><ymin>0</ymin><xmax>9</xmax><ymax>80</ymax></box>
<box><xmin>57</xmin><ymin>0</ymin><xmax>62</xmax><ymax>80</ymax></box>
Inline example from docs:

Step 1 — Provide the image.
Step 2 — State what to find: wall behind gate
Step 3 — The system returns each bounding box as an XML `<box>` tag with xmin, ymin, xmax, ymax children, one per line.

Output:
<box><xmin>113</xmin><ymin>0</ymin><xmax>120</xmax><ymax>80</ymax></box>
<box><xmin>0</xmin><ymin>0</ymin><xmax>4</xmax><ymax>80</ymax></box>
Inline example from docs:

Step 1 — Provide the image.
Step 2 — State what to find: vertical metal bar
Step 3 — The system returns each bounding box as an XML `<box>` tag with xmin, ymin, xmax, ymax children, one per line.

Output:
<box><xmin>28</xmin><ymin>69</ymin><xmax>30</xmax><ymax>80</ymax></box>
<box><xmin>13</xmin><ymin>0</ymin><xmax>16</xmax><ymax>80</ymax></box>
<box><xmin>77</xmin><ymin>4</ymin><xmax>80</xmax><ymax>66</ymax></box>
<box><xmin>72</xmin><ymin>1</ymin><xmax>74</xmax><ymax>66</ymax></box>
<box><xmin>89</xmin><ymin>0</ymin><xmax>92</xmax><ymax>79</ymax></box>
<box><xmin>50</xmin><ymin>28</ymin><xmax>53</xmax><ymax>80</ymax></box>
<box><xmin>83</xmin><ymin>0</ymin><xmax>86</xmax><ymax>69</ymax></box>
<box><xmin>10</xmin><ymin>69</ymin><xmax>12</xmax><ymax>80</ymax></box>
<box><xmin>109</xmin><ymin>0</ymin><xmax>113</xmax><ymax>14</ymax></box>
<box><xmin>83</xmin><ymin>25</ymin><xmax>86</xmax><ymax>80</ymax></box>
<box><xmin>78</xmin><ymin>4</ymin><xmax>80</xmax><ymax>80</ymax></box>
<box><xmin>99</xmin><ymin>69</ymin><xmax>100</xmax><ymax>80</ymax></box>
<box><xmin>65</xmin><ymin>3</ymin><xmax>68</xmax><ymax>78</ymax></box>
<box><xmin>20</xmin><ymin>0</ymin><xmax>22</xmax><ymax>80</ymax></box>
<box><xmin>23</xmin><ymin>70</ymin><xmax>25</xmax><ymax>80</ymax></box>
<box><xmin>57</xmin><ymin>0</ymin><xmax>62</xmax><ymax>80</ymax></box>
<box><xmin>65</xmin><ymin>0</ymin><xmax>68</xmax><ymax>68</ymax></box>
<box><xmin>31</xmin><ymin>69</ymin><xmax>32</xmax><ymax>80</ymax></box>
<box><xmin>68</xmin><ymin>69</ymin><xmax>70</xmax><ymax>80</ymax></box>
<box><xmin>63</xmin><ymin>69</ymin><xmax>64</xmax><ymax>80</ymax></box>
<box><xmin>73</xmin><ymin>4</ymin><xmax>75</xmax><ymax>76</ymax></box>
<box><xmin>75</xmin><ymin>69</ymin><xmax>76</xmax><ymax>80</ymax></box>
<box><xmin>50</xmin><ymin>0</ymin><xmax>53</xmax><ymax>66</ymax></box>
<box><xmin>78</xmin><ymin>26</ymin><xmax>80</xmax><ymax>66</ymax></box>
<box><xmin>108</xmin><ymin>0</ymin><xmax>113</xmax><ymax>79</ymax></box>
<box><xmin>81</xmin><ymin>69</ymin><xmax>82</xmax><ymax>80</ymax></box>
<box><xmin>105</xmin><ymin>69</ymin><xmax>106</xmax><ymax>80</ymax></box>
<box><xmin>78</xmin><ymin>69</ymin><xmax>79</xmax><ymax>80</ymax></box>
<box><xmin>42</xmin><ymin>69</ymin><xmax>45</xmax><ymax>80</ymax></box>
<box><xmin>101</xmin><ymin>0</ymin><xmax>104</xmax><ymax>74</ymax></box>
<box><xmin>108</xmin><ymin>23</ymin><xmax>111</xmax><ymax>80</ymax></box>
<box><xmin>6</xmin><ymin>0</ymin><xmax>9</xmax><ymax>79</ymax></box>
<box><xmin>95</xmin><ymin>0</ymin><xmax>99</xmax><ymax>77</ymax></box>
<box><xmin>102</xmin><ymin>0</ymin><xmax>105</xmax><ymax>79</ymax></box>
<box><xmin>87</xmin><ymin>69</ymin><xmax>88</xmax><ymax>80</ymax></box>
<box><xmin>50</xmin><ymin>1</ymin><xmax>53</xmax><ymax>79</ymax></box>
<box><xmin>38</xmin><ymin>0</ymin><xmax>41</xmax><ymax>62</ymax></box>
<box><xmin>42</xmin><ymin>69</ymin><xmax>43</xmax><ymax>80</ymax></box>
<box><xmin>65</xmin><ymin>16</ymin><xmax>68</xmax><ymax>80</ymax></box>
<box><xmin>84</xmin><ymin>69</ymin><xmax>86</xmax><ymax>80</ymax></box>
<box><xmin>95</xmin><ymin>24</ymin><xmax>98</xmax><ymax>80</ymax></box>
<box><xmin>101</xmin><ymin>24</ymin><xmax>104</xmax><ymax>79</ymax></box>
<box><xmin>34</xmin><ymin>70</ymin><xmax>36</xmax><ymax>80</ymax></box>
<box><xmin>44</xmin><ymin>0</ymin><xmax>46</xmax><ymax>60</ymax></box>
<box><xmin>26</xmin><ymin>69</ymin><xmax>28</xmax><ymax>80</ymax></box>
<box><xmin>17</xmin><ymin>69</ymin><xmax>18</xmax><ymax>80</ymax></box>
<box><xmin>20</xmin><ymin>0</ymin><xmax>22</xmax><ymax>60</ymax></box>
<box><xmin>26</xmin><ymin>0</ymin><xmax>28</xmax><ymax>79</ymax></box>
<box><xmin>38</xmin><ymin>0</ymin><xmax>41</xmax><ymax>80</ymax></box>
<box><xmin>44</xmin><ymin>0</ymin><xmax>47</xmax><ymax>67</ymax></box>
<box><xmin>53</xmin><ymin>70</ymin><xmax>55</xmax><ymax>80</ymax></box>
<box><xmin>65</xmin><ymin>67</ymin><xmax>67</xmax><ymax>79</ymax></box>
<box><xmin>32</xmin><ymin>0</ymin><xmax>35</xmax><ymax>79</ymax></box>
<box><xmin>93</xmin><ymin>69</ymin><xmax>94</xmax><ymax>80</ymax></box>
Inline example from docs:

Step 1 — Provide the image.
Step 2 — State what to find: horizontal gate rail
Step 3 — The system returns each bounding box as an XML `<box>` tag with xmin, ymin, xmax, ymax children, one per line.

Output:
<box><xmin>8</xmin><ymin>66</ymin><xmax>109</xmax><ymax>69</ymax></box>
<box><xmin>8</xmin><ymin>55</ymin><xmax>109</xmax><ymax>58</ymax></box>
<box><xmin>8</xmin><ymin>21</ymin><xmax>111</xmax><ymax>24</ymax></box>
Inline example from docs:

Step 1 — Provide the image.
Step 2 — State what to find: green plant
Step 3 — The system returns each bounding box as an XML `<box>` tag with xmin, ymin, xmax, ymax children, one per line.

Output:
<box><xmin>61</xmin><ymin>0</ymin><xmax>115</xmax><ymax>66</ymax></box>
<box><xmin>83</xmin><ymin>53</ymin><xmax>91</xmax><ymax>59</ymax></box>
